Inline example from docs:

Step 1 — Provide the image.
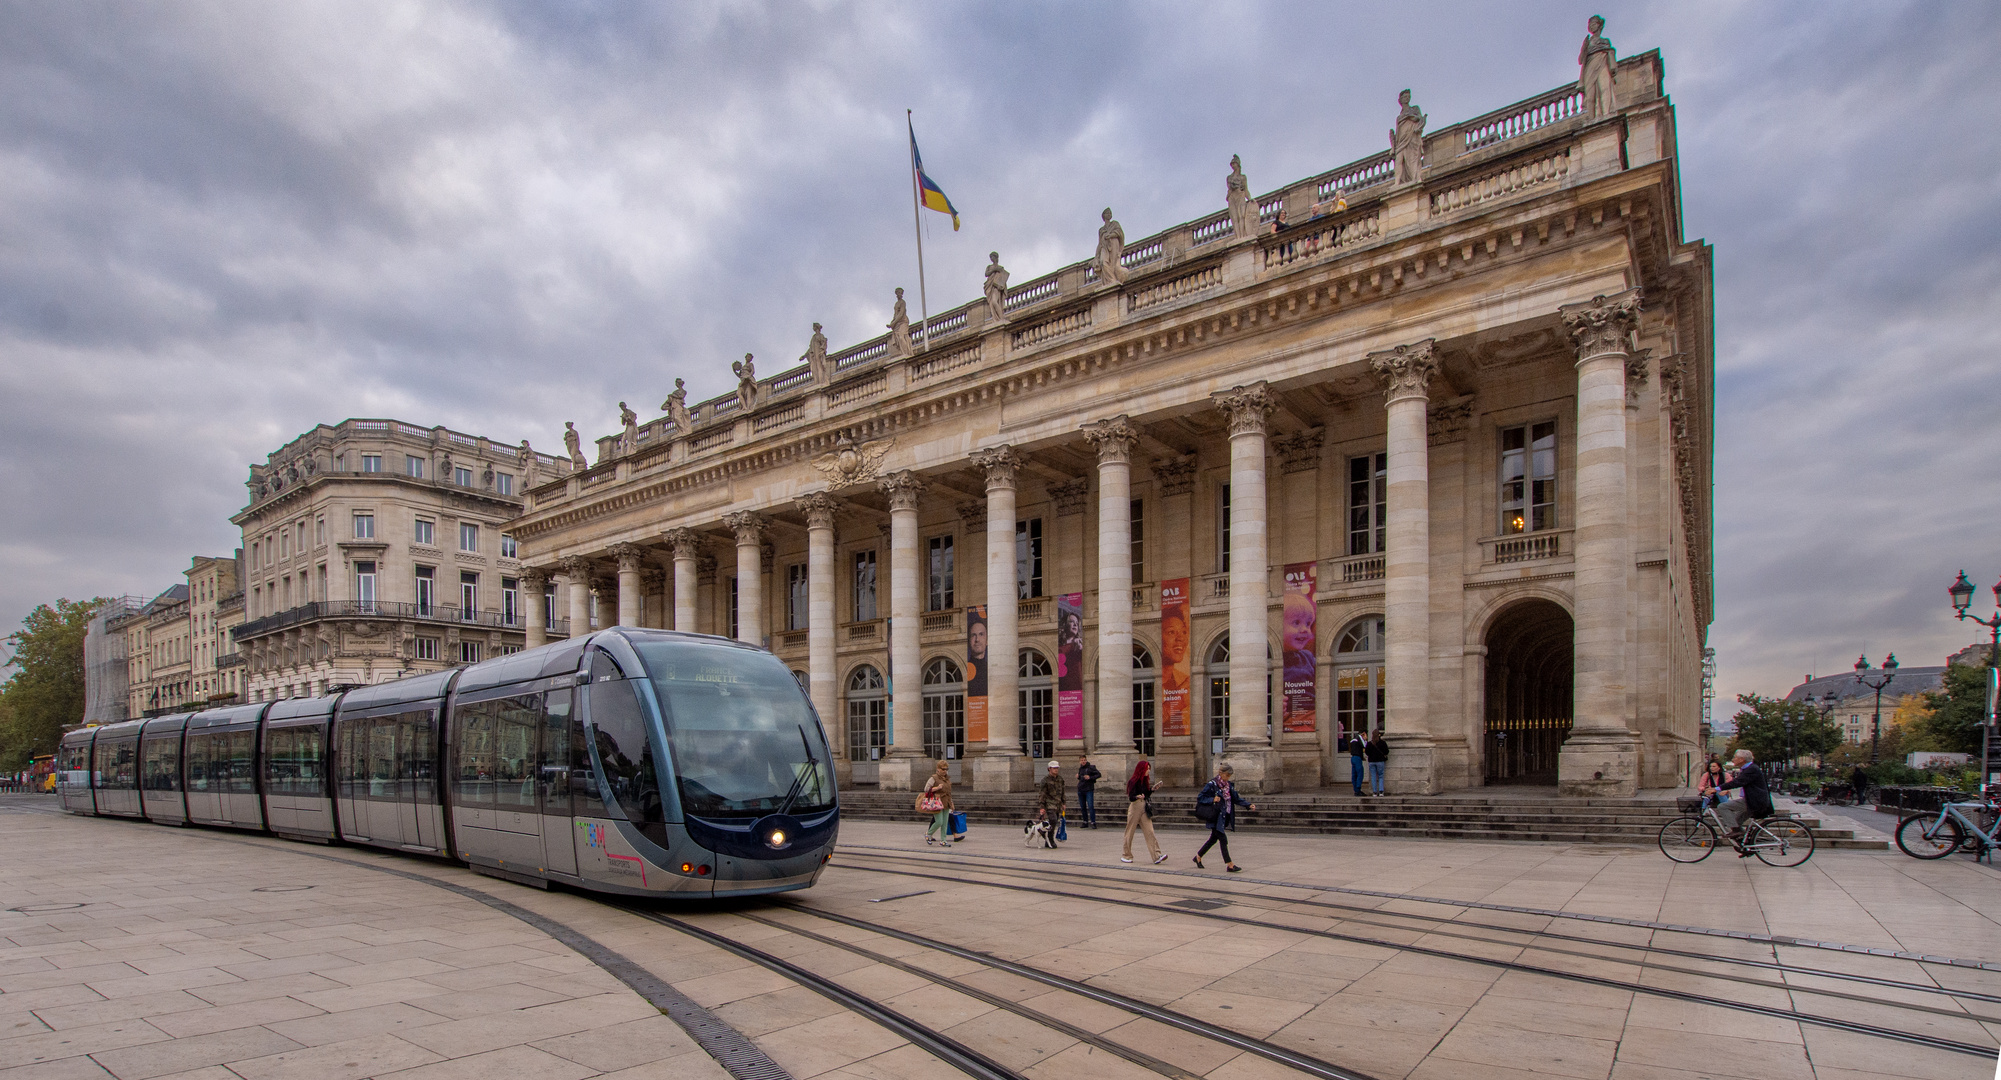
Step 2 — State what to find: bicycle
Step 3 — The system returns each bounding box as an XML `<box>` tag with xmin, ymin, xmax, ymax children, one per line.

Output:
<box><xmin>1658</xmin><ymin>797</ymin><xmax>1816</xmax><ymax>866</ymax></box>
<box><xmin>1893</xmin><ymin>795</ymin><xmax>2000</xmax><ymax>860</ymax></box>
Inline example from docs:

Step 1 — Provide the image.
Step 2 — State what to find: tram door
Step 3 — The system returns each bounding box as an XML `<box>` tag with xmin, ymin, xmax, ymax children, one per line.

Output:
<box><xmin>540</xmin><ymin>689</ymin><xmax>578</xmax><ymax>876</ymax></box>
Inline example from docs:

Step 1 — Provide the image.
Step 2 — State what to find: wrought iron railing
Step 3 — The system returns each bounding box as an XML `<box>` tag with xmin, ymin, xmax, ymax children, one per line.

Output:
<box><xmin>234</xmin><ymin>601</ymin><xmax>567</xmax><ymax>640</ymax></box>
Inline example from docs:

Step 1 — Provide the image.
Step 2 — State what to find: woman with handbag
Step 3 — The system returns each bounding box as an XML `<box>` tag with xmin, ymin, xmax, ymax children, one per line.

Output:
<box><xmin>1121</xmin><ymin>759</ymin><xmax>1167</xmax><ymax>864</ymax></box>
<box><xmin>919</xmin><ymin>760</ymin><xmax>953</xmax><ymax>846</ymax></box>
<box><xmin>1192</xmin><ymin>763</ymin><xmax>1255</xmax><ymax>872</ymax></box>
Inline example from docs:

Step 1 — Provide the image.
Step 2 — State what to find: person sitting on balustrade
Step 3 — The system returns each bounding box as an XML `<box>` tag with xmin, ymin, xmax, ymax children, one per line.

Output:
<box><xmin>1714</xmin><ymin>749</ymin><xmax>1773</xmax><ymax>844</ymax></box>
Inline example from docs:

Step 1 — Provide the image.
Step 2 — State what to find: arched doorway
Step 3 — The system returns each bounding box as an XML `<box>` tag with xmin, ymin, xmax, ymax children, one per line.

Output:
<box><xmin>1019</xmin><ymin>649</ymin><xmax>1054</xmax><ymax>761</ymax></box>
<box><xmin>846</xmin><ymin>664</ymin><xmax>886</xmax><ymax>784</ymax></box>
<box><xmin>1483</xmin><ymin>599</ymin><xmax>1573</xmax><ymax>784</ymax></box>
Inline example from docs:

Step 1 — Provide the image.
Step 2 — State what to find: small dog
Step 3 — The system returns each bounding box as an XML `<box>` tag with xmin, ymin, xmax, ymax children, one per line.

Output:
<box><xmin>1022</xmin><ymin>818</ymin><xmax>1056</xmax><ymax>848</ymax></box>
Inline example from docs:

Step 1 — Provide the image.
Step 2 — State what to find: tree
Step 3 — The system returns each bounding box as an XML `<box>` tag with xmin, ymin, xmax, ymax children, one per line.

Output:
<box><xmin>1920</xmin><ymin>661</ymin><xmax>1996</xmax><ymax>757</ymax></box>
<box><xmin>1727</xmin><ymin>693</ymin><xmax>1843</xmax><ymax>770</ymax></box>
<box><xmin>0</xmin><ymin>598</ymin><xmax>104</xmax><ymax>772</ymax></box>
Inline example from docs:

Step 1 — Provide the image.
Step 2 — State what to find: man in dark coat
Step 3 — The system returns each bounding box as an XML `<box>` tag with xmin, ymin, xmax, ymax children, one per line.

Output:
<box><xmin>1716</xmin><ymin>750</ymin><xmax>1773</xmax><ymax>840</ymax></box>
<box><xmin>1075</xmin><ymin>755</ymin><xmax>1103</xmax><ymax>828</ymax></box>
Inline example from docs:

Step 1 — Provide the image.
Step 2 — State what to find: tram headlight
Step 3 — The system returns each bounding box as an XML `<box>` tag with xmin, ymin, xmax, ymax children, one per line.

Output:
<box><xmin>765</xmin><ymin>828</ymin><xmax>790</xmax><ymax>850</ymax></box>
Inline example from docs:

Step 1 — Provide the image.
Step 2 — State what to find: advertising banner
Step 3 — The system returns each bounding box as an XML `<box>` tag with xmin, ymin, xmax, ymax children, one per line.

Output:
<box><xmin>1160</xmin><ymin>578</ymin><xmax>1191</xmax><ymax>737</ymax></box>
<box><xmin>1281</xmin><ymin>561</ymin><xmax>1318</xmax><ymax>733</ymax></box>
<box><xmin>965</xmin><ymin>606</ymin><xmax>989</xmax><ymax>744</ymax></box>
<box><xmin>1057</xmin><ymin>592</ymin><xmax>1085</xmax><ymax>740</ymax></box>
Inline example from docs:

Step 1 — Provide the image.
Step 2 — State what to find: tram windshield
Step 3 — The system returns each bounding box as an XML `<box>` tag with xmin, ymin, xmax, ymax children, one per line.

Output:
<box><xmin>631</xmin><ymin>640</ymin><xmax>836</xmax><ymax>819</ymax></box>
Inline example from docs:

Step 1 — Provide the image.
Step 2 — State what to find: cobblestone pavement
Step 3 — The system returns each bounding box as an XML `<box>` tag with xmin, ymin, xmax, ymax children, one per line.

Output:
<box><xmin>5</xmin><ymin>795</ymin><xmax>1999</xmax><ymax>1080</ymax></box>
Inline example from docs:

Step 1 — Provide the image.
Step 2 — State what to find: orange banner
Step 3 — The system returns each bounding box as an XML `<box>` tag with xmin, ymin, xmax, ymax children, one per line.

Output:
<box><xmin>1160</xmin><ymin>579</ymin><xmax>1191</xmax><ymax>737</ymax></box>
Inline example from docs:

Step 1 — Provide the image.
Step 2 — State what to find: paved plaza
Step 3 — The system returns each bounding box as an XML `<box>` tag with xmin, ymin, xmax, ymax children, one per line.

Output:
<box><xmin>4</xmin><ymin>795</ymin><xmax>1998</xmax><ymax>1080</ymax></box>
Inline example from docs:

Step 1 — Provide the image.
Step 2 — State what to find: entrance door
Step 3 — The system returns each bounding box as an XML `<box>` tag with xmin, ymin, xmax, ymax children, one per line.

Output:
<box><xmin>1018</xmin><ymin>649</ymin><xmax>1053</xmax><ymax>761</ymax></box>
<box><xmin>1482</xmin><ymin>599</ymin><xmax>1574</xmax><ymax>784</ymax></box>
<box><xmin>540</xmin><ymin>689</ymin><xmax>578</xmax><ymax>876</ymax></box>
<box><xmin>492</xmin><ymin>694</ymin><xmax>544</xmax><ymax>870</ymax></box>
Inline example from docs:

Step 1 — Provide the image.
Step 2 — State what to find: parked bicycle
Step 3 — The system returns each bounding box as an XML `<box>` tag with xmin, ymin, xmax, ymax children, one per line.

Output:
<box><xmin>1894</xmin><ymin>793</ymin><xmax>2000</xmax><ymax>860</ymax></box>
<box><xmin>1658</xmin><ymin>796</ymin><xmax>1815</xmax><ymax>866</ymax></box>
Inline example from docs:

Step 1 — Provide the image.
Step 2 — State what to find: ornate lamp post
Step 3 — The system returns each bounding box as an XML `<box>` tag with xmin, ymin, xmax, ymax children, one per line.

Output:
<box><xmin>1853</xmin><ymin>653</ymin><xmax>1898</xmax><ymax>763</ymax></box>
<box><xmin>1947</xmin><ymin>570</ymin><xmax>2001</xmax><ymax>786</ymax></box>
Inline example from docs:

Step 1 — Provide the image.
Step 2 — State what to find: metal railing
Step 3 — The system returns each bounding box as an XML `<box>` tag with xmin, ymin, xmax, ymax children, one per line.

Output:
<box><xmin>234</xmin><ymin>601</ymin><xmax>568</xmax><ymax>640</ymax></box>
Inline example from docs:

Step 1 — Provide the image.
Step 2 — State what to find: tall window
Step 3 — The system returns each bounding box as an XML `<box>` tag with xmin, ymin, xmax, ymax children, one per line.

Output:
<box><xmin>295</xmin><ymin>522</ymin><xmax>307</xmax><ymax>554</ymax></box>
<box><xmin>353</xmin><ymin>513</ymin><xmax>374</xmax><ymax>539</ymax></box>
<box><xmin>460</xmin><ymin>522</ymin><xmax>479</xmax><ymax>552</ymax></box>
<box><xmin>500</xmin><ymin>533</ymin><xmax>517</xmax><ymax>559</ymax></box>
<box><xmin>1015</xmin><ymin>519</ymin><xmax>1044</xmax><ymax>599</ymax></box>
<box><xmin>406</xmin><ymin>455</ymin><xmax>425</xmax><ymax>478</ymax></box>
<box><xmin>922</xmin><ymin>658</ymin><xmax>965</xmax><ymax>760</ymax></box>
<box><xmin>1018</xmin><ymin>649</ymin><xmax>1054</xmax><ymax>760</ymax></box>
<box><xmin>1348</xmin><ymin>452</ymin><xmax>1388</xmax><ymax>555</ymax></box>
<box><xmin>280</xmin><ymin>530</ymin><xmax>290</xmax><ymax>558</ymax></box>
<box><xmin>495</xmin><ymin>473</ymin><xmax>514</xmax><ymax>496</ymax></box>
<box><xmin>1207</xmin><ymin>637</ymin><xmax>1232</xmax><ymax>744</ymax></box>
<box><xmin>727</xmin><ymin>577</ymin><xmax>739</xmax><ymax>639</ymax></box>
<box><xmin>460</xmin><ymin>572</ymin><xmax>479</xmax><ymax>620</ymax></box>
<box><xmin>543</xmin><ymin>582</ymin><xmax>557</xmax><ymax>630</ymax></box>
<box><xmin>1132</xmin><ymin>643</ymin><xmax>1157</xmax><ymax>756</ymax></box>
<box><xmin>454</xmin><ymin>466</ymin><xmax>473</xmax><ymax>487</ymax></box>
<box><xmin>315</xmin><ymin>517</ymin><xmax>326</xmax><ymax>546</ymax></box>
<box><xmin>354</xmin><ymin>561</ymin><xmax>378</xmax><ymax>609</ymax></box>
<box><xmin>415</xmin><ymin>566</ymin><xmax>435</xmax><ymax>615</ymax></box>
<box><xmin>414</xmin><ymin>518</ymin><xmax>434</xmax><ymax>546</ymax></box>
<box><xmin>853</xmin><ymin>550</ymin><xmax>878</xmax><ymax>621</ymax></box>
<box><xmin>1500</xmin><ymin>421</ymin><xmax>1557</xmax><ymax>534</ymax></box>
<box><xmin>502</xmin><ymin>577</ymin><xmax>519</xmax><ymax>626</ymax></box>
<box><xmin>251</xmin><ymin>541</ymin><xmax>260</xmax><ymax>567</ymax></box>
<box><xmin>786</xmin><ymin>564</ymin><xmax>808</xmax><ymax>631</ymax></box>
<box><xmin>1130</xmin><ymin>498</ymin><xmax>1146</xmax><ymax>582</ymax></box>
<box><xmin>846</xmin><ymin>665</ymin><xmax>887</xmax><ymax>761</ymax></box>
<box><xmin>1218</xmin><ymin>482</ymin><xmax>1232</xmax><ymax>571</ymax></box>
<box><xmin>1333</xmin><ymin>616</ymin><xmax>1386</xmax><ymax>738</ymax></box>
<box><xmin>361</xmin><ymin>453</ymin><xmax>382</xmax><ymax>473</ymax></box>
<box><xmin>927</xmin><ymin>535</ymin><xmax>954</xmax><ymax>611</ymax></box>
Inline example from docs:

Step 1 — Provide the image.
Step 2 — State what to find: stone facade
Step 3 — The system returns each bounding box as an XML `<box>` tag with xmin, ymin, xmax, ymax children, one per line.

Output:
<box><xmin>509</xmin><ymin>44</ymin><xmax>1713</xmax><ymax>795</ymax></box>
<box><xmin>230</xmin><ymin>419</ymin><xmax>574</xmax><ymax>700</ymax></box>
<box><xmin>1784</xmin><ymin>665</ymin><xmax>1948</xmax><ymax>747</ymax></box>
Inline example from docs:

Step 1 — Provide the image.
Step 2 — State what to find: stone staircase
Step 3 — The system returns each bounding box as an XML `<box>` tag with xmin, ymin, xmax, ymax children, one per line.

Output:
<box><xmin>834</xmin><ymin>788</ymin><xmax>1886</xmax><ymax>850</ymax></box>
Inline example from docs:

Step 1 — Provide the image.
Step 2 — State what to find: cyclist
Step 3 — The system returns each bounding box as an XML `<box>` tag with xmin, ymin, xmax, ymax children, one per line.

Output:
<box><xmin>1714</xmin><ymin>749</ymin><xmax>1773</xmax><ymax>849</ymax></box>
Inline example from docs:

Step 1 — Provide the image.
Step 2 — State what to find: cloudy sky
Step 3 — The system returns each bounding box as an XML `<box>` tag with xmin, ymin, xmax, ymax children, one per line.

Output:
<box><xmin>2</xmin><ymin>1</ymin><xmax>1998</xmax><ymax>710</ymax></box>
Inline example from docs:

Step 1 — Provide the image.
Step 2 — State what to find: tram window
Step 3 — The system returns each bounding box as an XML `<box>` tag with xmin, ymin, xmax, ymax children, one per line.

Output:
<box><xmin>454</xmin><ymin>699</ymin><xmax>498</xmax><ymax>808</ymax></box>
<box><xmin>540</xmin><ymin>690</ymin><xmax>573</xmax><ymax>816</ymax></box>
<box><xmin>369</xmin><ymin>719</ymin><xmax>396</xmax><ymax>798</ymax></box>
<box><xmin>143</xmin><ymin>737</ymin><xmax>179</xmax><ymax>791</ymax></box>
<box><xmin>98</xmin><ymin>741</ymin><xmax>136</xmax><ymax>790</ymax></box>
<box><xmin>558</xmin><ymin>690</ymin><xmax>602</xmax><ymax>816</ymax></box>
<box><xmin>493</xmin><ymin>695</ymin><xmax>540</xmax><ymax>811</ymax></box>
<box><xmin>632</xmin><ymin>640</ymin><xmax>835</xmax><ymax>819</ymax></box>
<box><xmin>223</xmin><ymin>731</ymin><xmax>256</xmax><ymax>794</ymax></box>
<box><xmin>267</xmin><ymin>727</ymin><xmax>324</xmax><ymax>796</ymax></box>
<box><xmin>589</xmin><ymin>678</ymin><xmax>662</xmax><ymax>823</ymax></box>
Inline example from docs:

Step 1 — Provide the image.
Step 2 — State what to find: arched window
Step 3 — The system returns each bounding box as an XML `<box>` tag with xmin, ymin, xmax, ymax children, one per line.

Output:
<box><xmin>790</xmin><ymin>669</ymin><xmax>807</xmax><ymax>691</ymax></box>
<box><xmin>1132</xmin><ymin>644</ymin><xmax>1157</xmax><ymax>756</ymax></box>
<box><xmin>922</xmin><ymin>658</ymin><xmax>965</xmax><ymax>761</ymax></box>
<box><xmin>1018</xmin><ymin>649</ymin><xmax>1054</xmax><ymax>760</ymax></box>
<box><xmin>845</xmin><ymin>664</ymin><xmax>887</xmax><ymax>762</ymax></box>
<box><xmin>1203</xmin><ymin>635</ymin><xmax>1273</xmax><ymax>748</ymax></box>
<box><xmin>1332</xmin><ymin>616</ymin><xmax>1386</xmax><ymax>738</ymax></box>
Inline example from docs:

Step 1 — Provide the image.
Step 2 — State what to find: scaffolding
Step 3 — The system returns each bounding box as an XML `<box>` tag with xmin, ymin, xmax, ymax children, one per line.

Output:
<box><xmin>82</xmin><ymin>596</ymin><xmax>144</xmax><ymax>727</ymax></box>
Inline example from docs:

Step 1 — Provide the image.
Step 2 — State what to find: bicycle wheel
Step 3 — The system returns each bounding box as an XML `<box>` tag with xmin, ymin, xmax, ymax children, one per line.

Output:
<box><xmin>1658</xmin><ymin>816</ymin><xmax>1716</xmax><ymax>863</ymax></box>
<box><xmin>1754</xmin><ymin>819</ymin><xmax>1815</xmax><ymax>867</ymax></box>
<box><xmin>1895</xmin><ymin>814</ymin><xmax>1963</xmax><ymax>859</ymax></box>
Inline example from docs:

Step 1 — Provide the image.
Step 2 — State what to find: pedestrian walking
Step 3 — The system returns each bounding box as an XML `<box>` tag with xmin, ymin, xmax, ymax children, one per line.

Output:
<box><xmin>1036</xmin><ymin>760</ymin><xmax>1067</xmax><ymax>847</ymax></box>
<box><xmin>1076</xmin><ymin>754</ymin><xmax>1103</xmax><ymax>828</ymax></box>
<box><xmin>1365</xmin><ymin>730</ymin><xmax>1389</xmax><ymax>796</ymax></box>
<box><xmin>1121</xmin><ymin>759</ymin><xmax>1168</xmax><ymax>864</ymax></box>
<box><xmin>1848</xmin><ymin>764</ymin><xmax>1870</xmax><ymax>806</ymax></box>
<box><xmin>919</xmin><ymin>760</ymin><xmax>953</xmax><ymax>846</ymax></box>
<box><xmin>1342</xmin><ymin>729</ymin><xmax>1367</xmax><ymax>796</ymax></box>
<box><xmin>1193</xmin><ymin>763</ymin><xmax>1255</xmax><ymax>871</ymax></box>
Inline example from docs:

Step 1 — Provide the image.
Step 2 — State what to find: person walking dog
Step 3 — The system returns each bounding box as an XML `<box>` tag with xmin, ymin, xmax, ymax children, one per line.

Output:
<box><xmin>1121</xmin><ymin>759</ymin><xmax>1168</xmax><ymax>864</ymax></box>
<box><xmin>919</xmin><ymin>760</ymin><xmax>953</xmax><ymax>846</ymax></box>
<box><xmin>1036</xmin><ymin>760</ymin><xmax>1067</xmax><ymax>847</ymax></box>
<box><xmin>1365</xmin><ymin>730</ymin><xmax>1389</xmax><ymax>796</ymax></box>
<box><xmin>1076</xmin><ymin>754</ymin><xmax>1103</xmax><ymax>828</ymax></box>
<box><xmin>1193</xmin><ymin>763</ymin><xmax>1255</xmax><ymax>872</ymax></box>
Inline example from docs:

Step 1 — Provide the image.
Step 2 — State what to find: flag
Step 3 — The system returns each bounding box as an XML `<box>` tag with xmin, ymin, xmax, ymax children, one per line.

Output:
<box><xmin>909</xmin><ymin>120</ymin><xmax>960</xmax><ymax>231</ymax></box>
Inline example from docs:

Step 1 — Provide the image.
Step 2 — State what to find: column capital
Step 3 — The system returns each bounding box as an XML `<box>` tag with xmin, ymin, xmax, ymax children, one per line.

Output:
<box><xmin>1559</xmin><ymin>289</ymin><xmax>1642</xmax><ymax>364</ymax></box>
<box><xmin>1367</xmin><ymin>339</ymin><xmax>1439</xmax><ymax>404</ymax></box>
<box><xmin>556</xmin><ymin>555</ymin><xmax>591</xmax><ymax>579</ymax></box>
<box><xmin>879</xmin><ymin>470</ymin><xmax>925</xmax><ymax>511</ymax></box>
<box><xmin>1050</xmin><ymin>479</ymin><xmax>1089</xmax><ymax>516</ymax></box>
<box><xmin>521</xmin><ymin>567</ymin><xmax>548</xmax><ymax>590</ymax></box>
<box><xmin>1272</xmin><ymin>429</ymin><xmax>1324</xmax><ymax>473</ymax></box>
<box><xmin>721</xmin><ymin>511</ymin><xmax>767</xmax><ymax>545</ymax></box>
<box><xmin>798</xmin><ymin>492</ymin><xmax>840</xmax><ymax>531</ymax></box>
<box><xmin>607</xmin><ymin>542</ymin><xmax>645</xmax><ymax>573</ymax></box>
<box><xmin>640</xmin><ymin>567</ymin><xmax>666</xmax><ymax>591</ymax></box>
<box><xmin>957</xmin><ymin>501</ymin><xmax>987</xmax><ymax>532</ymax></box>
<box><xmin>1624</xmin><ymin>349</ymin><xmax>1652</xmax><ymax>409</ymax></box>
<box><xmin>1153</xmin><ymin>457</ymin><xmax>1195</xmax><ymax>496</ymax></box>
<box><xmin>971</xmin><ymin>445</ymin><xmax>1020</xmax><ymax>491</ymax></box>
<box><xmin>1080</xmin><ymin>415</ymin><xmax>1139</xmax><ymax>465</ymax></box>
<box><xmin>664</xmin><ymin>527</ymin><xmax>702</xmax><ymax>561</ymax></box>
<box><xmin>1211</xmin><ymin>382</ymin><xmax>1277</xmax><ymax>437</ymax></box>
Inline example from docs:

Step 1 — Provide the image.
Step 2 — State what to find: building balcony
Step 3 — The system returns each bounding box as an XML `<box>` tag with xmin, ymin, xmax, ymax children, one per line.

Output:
<box><xmin>233</xmin><ymin>600</ymin><xmax>570</xmax><ymax>641</ymax></box>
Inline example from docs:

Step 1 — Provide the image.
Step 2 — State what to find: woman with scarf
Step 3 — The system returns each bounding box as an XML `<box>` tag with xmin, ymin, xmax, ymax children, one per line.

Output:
<box><xmin>920</xmin><ymin>760</ymin><xmax>954</xmax><ymax>846</ymax></box>
<box><xmin>1193</xmin><ymin>763</ymin><xmax>1255</xmax><ymax>872</ymax></box>
<box><xmin>1121</xmin><ymin>759</ymin><xmax>1167</xmax><ymax>864</ymax></box>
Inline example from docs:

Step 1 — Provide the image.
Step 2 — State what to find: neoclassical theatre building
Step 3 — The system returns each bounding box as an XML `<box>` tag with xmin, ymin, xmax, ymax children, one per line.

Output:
<box><xmin>509</xmin><ymin>37</ymin><xmax>1713</xmax><ymax>796</ymax></box>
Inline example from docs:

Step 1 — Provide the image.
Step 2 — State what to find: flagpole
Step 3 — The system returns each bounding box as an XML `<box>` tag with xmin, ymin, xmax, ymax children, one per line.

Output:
<box><xmin>907</xmin><ymin>110</ymin><xmax>930</xmax><ymax>353</ymax></box>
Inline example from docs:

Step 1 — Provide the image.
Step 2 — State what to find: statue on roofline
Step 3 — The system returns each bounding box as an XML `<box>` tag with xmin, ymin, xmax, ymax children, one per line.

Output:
<box><xmin>1579</xmin><ymin>15</ymin><xmax>1617</xmax><ymax>120</ymax></box>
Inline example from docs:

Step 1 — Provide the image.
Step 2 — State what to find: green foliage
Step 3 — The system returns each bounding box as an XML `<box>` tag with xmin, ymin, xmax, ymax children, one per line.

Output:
<box><xmin>0</xmin><ymin>598</ymin><xmax>105</xmax><ymax>772</ymax></box>
<box><xmin>1727</xmin><ymin>693</ymin><xmax>1845</xmax><ymax>767</ymax></box>
<box><xmin>1920</xmin><ymin>660</ymin><xmax>1997</xmax><ymax>757</ymax></box>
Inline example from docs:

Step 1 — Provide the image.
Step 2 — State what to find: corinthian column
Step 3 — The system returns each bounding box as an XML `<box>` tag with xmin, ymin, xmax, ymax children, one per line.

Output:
<box><xmin>1211</xmin><ymin>382</ymin><xmax>1281</xmax><ymax>793</ymax></box>
<box><xmin>722</xmin><ymin>512</ymin><xmax>766</xmax><ymax>645</ymax></box>
<box><xmin>592</xmin><ymin>570</ymin><xmax>617</xmax><ymax>633</ymax></box>
<box><xmin>799</xmin><ymin>494</ymin><xmax>840</xmax><ymax>757</ymax></box>
<box><xmin>558</xmin><ymin>556</ymin><xmax>592</xmax><ymax>639</ymax></box>
<box><xmin>877</xmin><ymin>472</ymin><xmax>925</xmax><ymax>790</ymax></box>
<box><xmin>608</xmin><ymin>543</ymin><xmax>644</xmax><ymax>628</ymax></box>
<box><xmin>522</xmin><ymin>568</ymin><xmax>548</xmax><ymax>648</ymax></box>
<box><xmin>666</xmin><ymin>528</ymin><xmax>700</xmax><ymax>632</ymax></box>
<box><xmin>1083</xmin><ymin>416</ymin><xmax>1138</xmax><ymax>779</ymax></box>
<box><xmin>971</xmin><ymin>446</ymin><xmax>1029</xmax><ymax>791</ymax></box>
<box><xmin>1369</xmin><ymin>341</ymin><xmax>1437</xmax><ymax>793</ymax></box>
<box><xmin>1559</xmin><ymin>289</ymin><xmax>1643</xmax><ymax>796</ymax></box>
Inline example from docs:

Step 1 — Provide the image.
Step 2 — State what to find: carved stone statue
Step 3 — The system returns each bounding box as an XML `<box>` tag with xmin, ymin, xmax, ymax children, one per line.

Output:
<box><xmin>662</xmin><ymin>378</ymin><xmax>691</xmax><ymax>431</ymax></box>
<box><xmin>732</xmin><ymin>353</ymin><xmax>758</xmax><ymax>411</ymax></box>
<box><xmin>1391</xmin><ymin>89</ymin><xmax>1427</xmax><ymax>184</ymax></box>
<box><xmin>983</xmin><ymin>253</ymin><xmax>1009</xmax><ymax>322</ymax></box>
<box><xmin>812</xmin><ymin>433</ymin><xmax>894</xmax><ymax>488</ymax></box>
<box><xmin>1095</xmin><ymin>208</ymin><xmax>1126</xmax><ymax>284</ymax></box>
<box><xmin>1578</xmin><ymin>15</ymin><xmax>1617</xmax><ymax>120</ymax></box>
<box><xmin>481</xmin><ymin>463</ymin><xmax>494</xmax><ymax>489</ymax></box>
<box><xmin>563</xmin><ymin>421</ymin><xmax>585</xmax><ymax>468</ymax></box>
<box><xmin>888</xmin><ymin>288</ymin><xmax>912</xmax><ymax>357</ymax></box>
<box><xmin>1226</xmin><ymin>155</ymin><xmax>1253</xmax><ymax>239</ymax></box>
<box><xmin>618</xmin><ymin>401</ymin><xmax>638</xmax><ymax>455</ymax></box>
<box><xmin>806</xmin><ymin>323</ymin><xmax>830</xmax><ymax>384</ymax></box>
<box><xmin>518</xmin><ymin>440</ymin><xmax>538</xmax><ymax>486</ymax></box>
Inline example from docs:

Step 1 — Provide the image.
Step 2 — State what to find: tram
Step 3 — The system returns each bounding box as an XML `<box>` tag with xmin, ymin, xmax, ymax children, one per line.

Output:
<box><xmin>57</xmin><ymin>629</ymin><xmax>838</xmax><ymax>898</ymax></box>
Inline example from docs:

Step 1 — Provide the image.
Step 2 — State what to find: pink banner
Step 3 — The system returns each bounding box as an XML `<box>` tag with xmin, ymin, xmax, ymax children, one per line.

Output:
<box><xmin>1160</xmin><ymin>579</ymin><xmax>1191</xmax><ymax>736</ymax></box>
<box><xmin>1056</xmin><ymin>592</ymin><xmax>1084</xmax><ymax>740</ymax></box>
<box><xmin>1281</xmin><ymin>562</ymin><xmax>1317</xmax><ymax>733</ymax></box>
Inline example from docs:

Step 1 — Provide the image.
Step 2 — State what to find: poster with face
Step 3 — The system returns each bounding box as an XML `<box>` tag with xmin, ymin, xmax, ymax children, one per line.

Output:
<box><xmin>1056</xmin><ymin>593</ymin><xmax>1084</xmax><ymax>740</ymax></box>
<box><xmin>966</xmin><ymin>605</ymin><xmax>988</xmax><ymax>743</ymax></box>
<box><xmin>1160</xmin><ymin>578</ymin><xmax>1191</xmax><ymax>737</ymax></box>
<box><xmin>1281</xmin><ymin>562</ymin><xmax>1317</xmax><ymax>733</ymax></box>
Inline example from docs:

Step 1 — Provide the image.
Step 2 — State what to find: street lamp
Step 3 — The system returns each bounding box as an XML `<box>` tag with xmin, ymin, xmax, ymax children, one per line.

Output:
<box><xmin>1854</xmin><ymin>653</ymin><xmax>1898</xmax><ymax>763</ymax></box>
<box><xmin>1947</xmin><ymin>570</ymin><xmax>2001</xmax><ymax>786</ymax></box>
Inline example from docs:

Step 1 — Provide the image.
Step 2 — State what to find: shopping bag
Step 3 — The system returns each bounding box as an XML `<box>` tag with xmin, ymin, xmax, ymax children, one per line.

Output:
<box><xmin>949</xmin><ymin>811</ymin><xmax>967</xmax><ymax>836</ymax></box>
<box><xmin>1056</xmin><ymin>816</ymin><xmax>1068</xmax><ymax>842</ymax></box>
